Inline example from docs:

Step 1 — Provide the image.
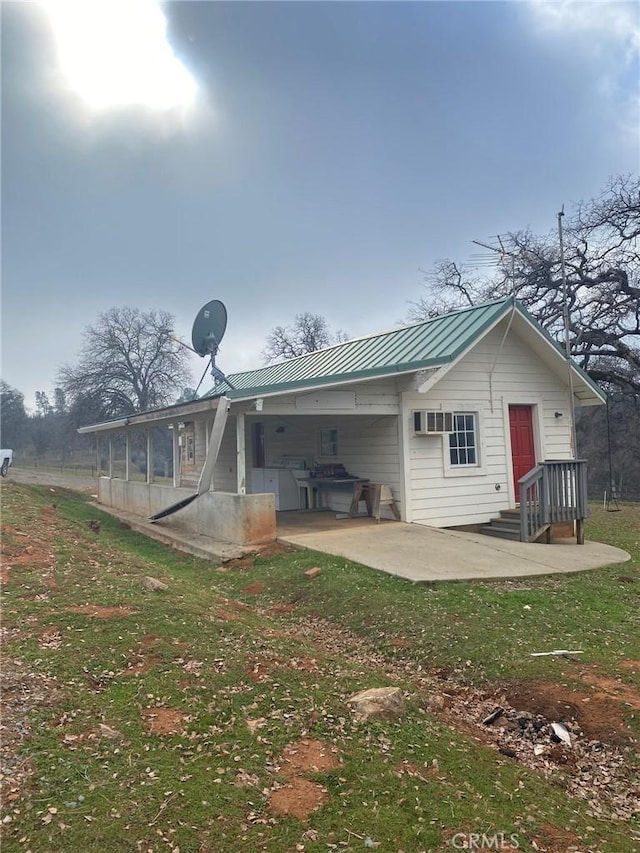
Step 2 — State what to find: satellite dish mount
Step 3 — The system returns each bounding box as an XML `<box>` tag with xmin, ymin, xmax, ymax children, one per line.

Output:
<box><xmin>176</xmin><ymin>299</ymin><xmax>235</xmax><ymax>395</ymax></box>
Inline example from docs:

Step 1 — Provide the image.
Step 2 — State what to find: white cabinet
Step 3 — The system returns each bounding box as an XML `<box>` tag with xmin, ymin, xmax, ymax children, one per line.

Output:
<box><xmin>250</xmin><ymin>468</ymin><xmax>299</xmax><ymax>511</ymax></box>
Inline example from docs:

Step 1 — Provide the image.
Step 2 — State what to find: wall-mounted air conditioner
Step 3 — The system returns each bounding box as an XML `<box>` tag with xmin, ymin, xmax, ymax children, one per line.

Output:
<box><xmin>413</xmin><ymin>410</ymin><xmax>454</xmax><ymax>434</ymax></box>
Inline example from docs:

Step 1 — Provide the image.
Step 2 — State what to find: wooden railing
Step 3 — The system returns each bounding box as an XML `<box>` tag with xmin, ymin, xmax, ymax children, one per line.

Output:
<box><xmin>519</xmin><ymin>460</ymin><xmax>588</xmax><ymax>544</ymax></box>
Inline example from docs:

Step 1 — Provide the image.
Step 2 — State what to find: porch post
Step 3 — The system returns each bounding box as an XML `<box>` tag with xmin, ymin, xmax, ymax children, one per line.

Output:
<box><xmin>146</xmin><ymin>429</ymin><xmax>153</xmax><ymax>484</ymax></box>
<box><xmin>125</xmin><ymin>432</ymin><xmax>130</xmax><ymax>481</ymax></box>
<box><xmin>108</xmin><ymin>435</ymin><xmax>113</xmax><ymax>478</ymax></box>
<box><xmin>236</xmin><ymin>412</ymin><xmax>246</xmax><ymax>494</ymax></box>
<box><xmin>96</xmin><ymin>435</ymin><xmax>101</xmax><ymax>477</ymax></box>
<box><xmin>172</xmin><ymin>422</ymin><xmax>180</xmax><ymax>487</ymax></box>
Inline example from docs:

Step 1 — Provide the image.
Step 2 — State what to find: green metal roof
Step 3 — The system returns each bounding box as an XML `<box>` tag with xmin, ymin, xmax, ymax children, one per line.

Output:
<box><xmin>205</xmin><ymin>298</ymin><xmax>514</xmax><ymax>400</ymax></box>
<box><xmin>78</xmin><ymin>297</ymin><xmax>604</xmax><ymax>434</ymax></box>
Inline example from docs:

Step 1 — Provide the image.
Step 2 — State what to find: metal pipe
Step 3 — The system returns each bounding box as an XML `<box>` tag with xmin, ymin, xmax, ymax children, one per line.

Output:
<box><xmin>557</xmin><ymin>208</ymin><xmax>578</xmax><ymax>458</ymax></box>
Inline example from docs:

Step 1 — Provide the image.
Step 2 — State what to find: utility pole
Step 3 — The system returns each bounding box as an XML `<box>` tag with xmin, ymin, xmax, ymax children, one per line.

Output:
<box><xmin>557</xmin><ymin>207</ymin><xmax>578</xmax><ymax>458</ymax></box>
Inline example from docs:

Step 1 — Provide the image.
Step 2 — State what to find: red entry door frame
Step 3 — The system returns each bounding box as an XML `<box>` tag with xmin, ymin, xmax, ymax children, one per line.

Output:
<box><xmin>509</xmin><ymin>405</ymin><xmax>536</xmax><ymax>503</ymax></box>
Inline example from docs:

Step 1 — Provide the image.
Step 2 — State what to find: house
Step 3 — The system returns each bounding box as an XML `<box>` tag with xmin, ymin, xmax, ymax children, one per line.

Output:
<box><xmin>79</xmin><ymin>297</ymin><xmax>605</xmax><ymax>546</ymax></box>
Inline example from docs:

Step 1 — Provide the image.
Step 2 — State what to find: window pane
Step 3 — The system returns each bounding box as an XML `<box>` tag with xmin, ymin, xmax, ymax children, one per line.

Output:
<box><xmin>448</xmin><ymin>412</ymin><xmax>477</xmax><ymax>467</ymax></box>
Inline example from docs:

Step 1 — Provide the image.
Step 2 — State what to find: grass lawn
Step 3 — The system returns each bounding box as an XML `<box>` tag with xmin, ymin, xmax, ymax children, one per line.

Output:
<box><xmin>1</xmin><ymin>481</ymin><xmax>638</xmax><ymax>853</ymax></box>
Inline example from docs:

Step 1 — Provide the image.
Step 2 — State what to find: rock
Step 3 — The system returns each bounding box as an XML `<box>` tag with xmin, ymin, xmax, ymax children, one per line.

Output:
<box><xmin>141</xmin><ymin>576</ymin><xmax>168</xmax><ymax>592</ymax></box>
<box><xmin>427</xmin><ymin>692</ymin><xmax>453</xmax><ymax>712</ymax></box>
<box><xmin>347</xmin><ymin>687</ymin><xmax>404</xmax><ymax>722</ymax></box>
<box><xmin>98</xmin><ymin>723</ymin><xmax>123</xmax><ymax>741</ymax></box>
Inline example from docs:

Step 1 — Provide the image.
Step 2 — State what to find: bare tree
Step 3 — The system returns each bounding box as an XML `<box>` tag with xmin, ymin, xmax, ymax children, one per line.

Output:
<box><xmin>409</xmin><ymin>175</ymin><xmax>640</xmax><ymax>395</ymax></box>
<box><xmin>59</xmin><ymin>307</ymin><xmax>191</xmax><ymax>421</ymax></box>
<box><xmin>263</xmin><ymin>312</ymin><xmax>348</xmax><ymax>362</ymax></box>
<box><xmin>408</xmin><ymin>260</ymin><xmax>479</xmax><ymax>322</ymax></box>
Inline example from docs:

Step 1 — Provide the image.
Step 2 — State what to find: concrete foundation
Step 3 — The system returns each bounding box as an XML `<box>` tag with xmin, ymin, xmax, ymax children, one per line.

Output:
<box><xmin>97</xmin><ymin>478</ymin><xmax>276</xmax><ymax>546</ymax></box>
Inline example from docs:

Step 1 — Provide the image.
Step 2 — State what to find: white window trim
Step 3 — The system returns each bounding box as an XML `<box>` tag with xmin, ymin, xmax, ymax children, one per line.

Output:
<box><xmin>317</xmin><ymin>427</ymin><xmax>339</xmax><ymax>459</ymax></box>
<box><xmin>442</xmin><ymin>408</ymin><xmax>487</xmax><ymax>478</ymax></box>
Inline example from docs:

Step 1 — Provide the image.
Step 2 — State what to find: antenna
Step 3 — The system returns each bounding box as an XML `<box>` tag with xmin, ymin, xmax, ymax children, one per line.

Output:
<box><xmin>470</xmin><ymin>235</ymin><xmax>519</xmax><ymax>294</ymax></box>
<box><xmin>175</xmin><ymin>300</ymin><xmax>235</xmax><ymax>394</ymax></box>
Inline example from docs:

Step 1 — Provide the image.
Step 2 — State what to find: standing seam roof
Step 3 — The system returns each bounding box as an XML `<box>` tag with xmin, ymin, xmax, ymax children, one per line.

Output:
<box><xmin>203</xmin><ymin>298</ymin><xmax>513</xmax><ymax>399</ymax></box>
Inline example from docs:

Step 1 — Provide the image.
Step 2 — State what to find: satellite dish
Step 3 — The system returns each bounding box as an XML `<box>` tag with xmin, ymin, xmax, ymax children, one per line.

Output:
<box><xmin>182</xmin><ymin>299</ymin><xmax>234</xmax><ymax>394</ymax></box>
<box><xmin>191</xmin><ymin>299</ymin><xmax>227</xmax><ymax>356</ymax></box>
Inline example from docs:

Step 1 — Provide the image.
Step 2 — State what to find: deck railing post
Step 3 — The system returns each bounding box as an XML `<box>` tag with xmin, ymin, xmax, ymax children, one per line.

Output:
<box><xmin>518</xmin><ymin>459</ymin><xmax>588</xmax><ymax>543</ymax></box>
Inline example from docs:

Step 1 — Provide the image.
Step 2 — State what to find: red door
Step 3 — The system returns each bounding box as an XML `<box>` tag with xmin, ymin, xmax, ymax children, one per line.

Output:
<box><xmin>509</xmin><ymin>405</ymin><xmax>536</xmax><ymax>503</ymax></box>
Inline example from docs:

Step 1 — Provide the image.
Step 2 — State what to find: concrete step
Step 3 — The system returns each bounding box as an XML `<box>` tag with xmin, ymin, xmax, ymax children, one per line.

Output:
<box><xmin>480</xmin><ymin>524</ymin><xmax>521</xmax><ymax>541</ymax></box>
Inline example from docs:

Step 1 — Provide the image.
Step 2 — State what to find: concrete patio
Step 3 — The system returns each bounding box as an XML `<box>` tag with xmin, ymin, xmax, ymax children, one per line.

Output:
<box><xmin>275</xmin><ymin>511</ymin><xmax>631</xmax><ymax>582</ymax></box>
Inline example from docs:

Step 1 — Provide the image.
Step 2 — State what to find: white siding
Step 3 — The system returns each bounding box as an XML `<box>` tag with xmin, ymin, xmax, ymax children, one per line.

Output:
<box><xmin>404</xmin><ymin>321</ymin><xmax>573</xmax><ymax>527</ymax></box>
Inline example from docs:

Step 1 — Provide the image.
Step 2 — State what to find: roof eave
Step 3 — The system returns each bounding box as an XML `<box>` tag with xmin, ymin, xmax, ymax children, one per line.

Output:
<box><xmin>216</xmin><ymin>358</ymin><xmax>452</xmax><ymax>402</ymax></box>
<box><xmin>77</xmin><ymin>396</ymin><xmax>222</xmax><ymax>434</ymax></box>
<box><xmin>511</xmin><ymin>305</ymin><xmax>606</xmax><ymax>405</ymax></box>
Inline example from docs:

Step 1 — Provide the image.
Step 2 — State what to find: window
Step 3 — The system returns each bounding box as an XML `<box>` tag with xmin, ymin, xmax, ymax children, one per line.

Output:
<box><xmin>449</xmin><ymin>413</ymin><xmax>477</xmax><ymax>466</ymax></box>
<box><xmin>318</xmin><ymin>428</ymin><xmax>339</xmax><ymax>458</ymax></box>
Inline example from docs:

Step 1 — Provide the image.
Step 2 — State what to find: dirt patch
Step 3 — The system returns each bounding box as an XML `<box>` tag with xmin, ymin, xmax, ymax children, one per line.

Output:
<box><xmin>140</xmin><ymin>707</ymin><xmax>189</xmax><ymax>735</ymax></box>
<box><xmin>620</xmin><ymin>659</ymin><xmax>640</xmax><ymax>672</ymax></box>
<box><xmin>259</xmin><ymin>542</ymin><xmax>294</xmax><ymax>559</ymax></box>
<box><xmin>67</xmin><ymin>605</ymin><xmax>136</xmax><ymax>619</ymax></box>
<box><xmin>242</xmin><ymin>580</ymin><xmax>265</xmax><ymax>595</ymax></box>
<box><xmin>246</xmin><ymin>654</ymin><xmax>320</xmax><ymax>683</ymax></box>
<box><xmin>225</xmin><ymin>557</ymin><xmax>255</xmax><ymax>572</ymax></box>
<box><xmin>213</xmin><ymin>609</ymin><xmax>242</xmax><ymax>621</ymax></box>
<box><xmin>1</xmin><ymin>514</ymin><xmax>57</xmax><ymax>585</ymax></box>
<box><xmin>266</xmin><ymin>602</ymin><xmax>297</xmax><ymax>614</ymax></box>
<box><xmin>506</xmin><ymin>679</ymin><xmax>636</xmax><ymax>745</ymax></box>
<box><xmin>246</xmin><ymin>658</ymin><xmax>272</xmax><ymax>683</ymax></box>
<box><xmin>0</xmin><ymin>526</ymin><xmax>31</xmax><ymax>560</ymax></box>
<box><xmin>529</xmin><ymin>823</ymin><xmax>581</xmax><ymax>853</ymax></box>
<box><xmin>268</xmin><ymin>778</ymin><xmax>328</xmax><ymax>822</ymax></box>
<box><xmin>280</xmin><ymin>738</ymin><xmax>341</xmax><ymax>776</ymax></box>
<box><xmin>390</xmin><ymin>638</ymin><xmax>413</xmax><ymax>649</ymax></box>
<box><xmin>212</xmin><ymin>598</ymin><xmax>254</xmax><ymax>621</ymax></box>
<box><xmin>120</xmin><ymin>654</ymin><xmax>163</xmax><ymax>677</ymax></box>
<box><xmin>577</xmin><ymin>670</ymin><xmax>640</xmax><ymax>711</ymax></box>
<box><xmin>262</xmin><ymin>627</ymin><xmax>307</xmax><ymax>642</ymax></box>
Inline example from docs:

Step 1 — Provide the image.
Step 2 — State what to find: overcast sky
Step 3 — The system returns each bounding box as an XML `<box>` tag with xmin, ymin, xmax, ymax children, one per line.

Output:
<box><xmin>2</xmin><ymin>0</ymin><xmax>638</xmax><ymax>411</ymax></box>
